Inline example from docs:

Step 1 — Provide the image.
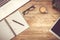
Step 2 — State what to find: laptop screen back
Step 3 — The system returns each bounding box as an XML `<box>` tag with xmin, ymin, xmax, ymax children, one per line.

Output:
<box><xmin>0</xmin><ymin>0</ymin><xmax>10</xmax><ymax>7</ymax></box>
<box><xmin>51</xmin><ymin>18</ymin><xmax>60</xmax><ymax>37</ymax></box>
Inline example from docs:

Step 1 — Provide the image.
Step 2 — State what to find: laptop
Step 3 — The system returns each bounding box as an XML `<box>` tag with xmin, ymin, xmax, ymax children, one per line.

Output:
<box><xmin>0</xmin><ymin>0</ymin><xmax>10</xmax><ymax>7</ymax></box>
<box><xmin>0</xmin><ymin>0</ymin><xmax>30</xmax><ymax>21</ymax></box>
<box><xmin>50</xmin><ymin>17</ymin><xmax>60</xmax><ymax>39</ymax></box>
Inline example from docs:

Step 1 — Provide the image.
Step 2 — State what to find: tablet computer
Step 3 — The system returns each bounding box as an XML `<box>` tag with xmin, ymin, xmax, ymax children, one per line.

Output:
<box><xmin>50</xmin><ymin>17</ymin><xmax>60</xmax><ymax>39</ymax></box>
<box><xmin>0</xmin><ymin>0</ymin><xmax>30</xmax><ymax>21</ymax></box>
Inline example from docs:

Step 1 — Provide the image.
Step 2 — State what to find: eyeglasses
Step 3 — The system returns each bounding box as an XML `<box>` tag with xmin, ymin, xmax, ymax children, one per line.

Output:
<box><xmin>23</xmin><ymin>5</ymin><xmax>35</xmax><ymax>15</ymax></box>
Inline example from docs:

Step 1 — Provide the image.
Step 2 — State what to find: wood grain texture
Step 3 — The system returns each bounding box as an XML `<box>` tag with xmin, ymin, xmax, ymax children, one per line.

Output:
<box><xmin>12</xmin><ymin>1</ymin><xmax>60</xmax><ymax>40</ymax></box>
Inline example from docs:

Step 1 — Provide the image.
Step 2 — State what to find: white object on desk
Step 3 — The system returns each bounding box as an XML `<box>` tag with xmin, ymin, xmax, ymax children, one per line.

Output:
<box><xmin>0</xmin><ymin>11</ymin><xmax>29</xmax><ymax>40</ymax></box>
<box><xmin>0</xmin><ymin>0</ymin><xmax>30</xmax><ymax>21</ymax></box>
<box><xmin>0</xmin><ymin>20</ymin><xmax>14</xmax><ymax>40</ymax></box>
<box><xmin>6</xmin><ymin>11</ymin><xmax>29</xmax><ymax>35</ymax></box>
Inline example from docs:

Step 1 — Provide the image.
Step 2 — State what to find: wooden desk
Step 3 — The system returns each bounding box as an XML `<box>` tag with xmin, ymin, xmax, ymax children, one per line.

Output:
<box><xmin>12</xmin><ymin>1</ymin><xmax>60</xmax><ymax>40</ymax></box>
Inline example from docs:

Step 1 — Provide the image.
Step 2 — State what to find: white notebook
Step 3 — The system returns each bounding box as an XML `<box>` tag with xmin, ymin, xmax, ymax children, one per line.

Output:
<box><xmin>0</xmin><ymin>0</ymin><xmax>30</xmax><ymax>21</ymax></box>
<box><xmin>0</xmin><ymin>11</ymin><xmax>29</xmax><ymax>40</ymax></box>
<box><xmin>6</xmin><ymin>11</ymin><xmax>29</xmax><ymax>35</ymax></box>
<box><xmin>0</xmin><ymin>20</ymin><xmax>14</xmax><ymax>40</ymax></box>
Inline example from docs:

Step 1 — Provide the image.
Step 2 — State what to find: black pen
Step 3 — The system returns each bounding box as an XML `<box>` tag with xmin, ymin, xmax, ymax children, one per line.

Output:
<box><xmin>12</xmin><ymin>20</ymin><xmax>24</xmax><ymax>26</ymax></box>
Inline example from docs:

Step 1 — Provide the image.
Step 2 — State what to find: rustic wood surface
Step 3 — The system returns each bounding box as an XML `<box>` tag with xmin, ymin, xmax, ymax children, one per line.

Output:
<box><xmin>12</xmin><ymin>1</ymin><xmax>60</xmax><ymax>40</ymax></box>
